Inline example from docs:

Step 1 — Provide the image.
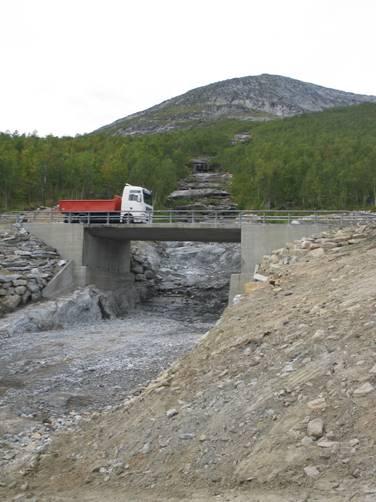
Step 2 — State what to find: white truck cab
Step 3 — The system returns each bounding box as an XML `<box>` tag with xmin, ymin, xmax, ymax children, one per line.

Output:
<box><xmin>120</xmin><ymin>184</ymin><xmax>153</xmax><ymax>223</ymax></box>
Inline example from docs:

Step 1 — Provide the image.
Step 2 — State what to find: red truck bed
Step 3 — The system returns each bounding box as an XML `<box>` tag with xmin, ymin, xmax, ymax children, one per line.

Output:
<box><xmin>58</xmin><ymin>196</ymin><xmax>122</xmax><ymax>213</ymax></box>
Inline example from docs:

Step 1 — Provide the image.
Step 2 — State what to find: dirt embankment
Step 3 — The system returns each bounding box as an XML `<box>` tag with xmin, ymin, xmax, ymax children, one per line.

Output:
<box><xmin>2</xmin><ymin>224</ymin><xmax>376</xmax><ymax>501</ymax></box>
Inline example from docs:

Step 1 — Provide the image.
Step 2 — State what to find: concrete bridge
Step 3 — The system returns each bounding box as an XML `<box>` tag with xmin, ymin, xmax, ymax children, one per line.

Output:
<box><xmin>25</xmin><ymin>221</ymin><xmax>331</xmax><ymax>302</ymax></box>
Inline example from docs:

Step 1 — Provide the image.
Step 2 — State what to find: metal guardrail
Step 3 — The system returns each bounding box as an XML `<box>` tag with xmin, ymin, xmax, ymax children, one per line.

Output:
<box><xmin>0</xmin><ymin>209</ymin><xmax>375</xmax><ymax>225</ymax></box>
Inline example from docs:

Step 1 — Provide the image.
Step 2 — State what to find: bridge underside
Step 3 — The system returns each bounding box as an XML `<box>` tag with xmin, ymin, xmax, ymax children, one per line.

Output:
<box><xmin>86</xmin><ymin>224</ymin><xmax>241</xmax><ymax>243</ymax></box>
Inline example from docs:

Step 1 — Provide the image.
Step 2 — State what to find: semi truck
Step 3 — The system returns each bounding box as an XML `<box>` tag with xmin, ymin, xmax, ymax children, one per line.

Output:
<box><xmin>58</xmin><ymin>184</ymin><xmax>153</xmax><ymax>223</ymax></box>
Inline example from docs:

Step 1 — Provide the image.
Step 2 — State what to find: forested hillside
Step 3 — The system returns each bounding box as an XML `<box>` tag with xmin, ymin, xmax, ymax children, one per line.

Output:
<box><xmin>1</xmin><ymin>104</ymin><xmax>375</xmax><ymax>210</ymax></box>
<box><xmin>221</xmin><ymin>103</ymin><xmax>376</xmax><ymax>208</ymax></box>
<box><xmin>0</xmin><ymin>122</ymin><xmax>244</xmax><ymax>210</ymax></box>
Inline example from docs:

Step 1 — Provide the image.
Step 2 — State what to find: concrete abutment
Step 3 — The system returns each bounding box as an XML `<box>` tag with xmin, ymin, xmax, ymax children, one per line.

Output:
<box><xmin>228</xmin><ymin>223</ymin><xmax>329</xmax><ymax>302</ymax></box>
<box><xmin>25</xmin><ymin>224</ymin><xmax>134</xmax><ymax>296</ymax></box>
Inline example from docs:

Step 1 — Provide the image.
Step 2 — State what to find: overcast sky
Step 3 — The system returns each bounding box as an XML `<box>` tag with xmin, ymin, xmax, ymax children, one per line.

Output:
<box><xmin>1</xmin><ymin>0</ymin><xmax>375</xmax><ymax>137</ymax></box>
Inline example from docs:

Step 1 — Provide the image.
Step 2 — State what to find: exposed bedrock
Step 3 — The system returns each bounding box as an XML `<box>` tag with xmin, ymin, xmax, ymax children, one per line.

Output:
<box><xmin>147</xmin><ymin>241</ymin><xmax>241</xmax><ymax>319</ymax></box>
<box><xmin>0</xmin><ymin>286</ymin><xmax>140</xmax><ymax>338</ymax></box>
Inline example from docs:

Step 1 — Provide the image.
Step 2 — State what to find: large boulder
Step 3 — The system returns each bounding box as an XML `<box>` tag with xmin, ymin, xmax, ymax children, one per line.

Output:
<box><xmin>0</xmin><ymin>287</ymin><xmax>117</xmax><ymax>338</ymax></box>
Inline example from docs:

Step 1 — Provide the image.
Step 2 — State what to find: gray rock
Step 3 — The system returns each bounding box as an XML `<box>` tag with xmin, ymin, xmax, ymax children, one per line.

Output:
<box><xmin>166</xmin><ymin>408</ymin><xmax>178</xmax><ymax>418</ymax></box>
<box><xmin>307</xmin><ymin>418</ymin><xmax>324</xmax><ymax>439</ymax></box>
<box><xmin>317</xmin><ymin>439</ymin><xmax>337</xmax><ymax>448</ymax></box>
<box><xmin>132</xmin><ymin>264</ymin><xmax>144</xmax><ymax>275</ymax></box>
<box><xmin>307</xmin><ymin>398</ymin><xmax>327</xmax><ymax>410</ymax></box>
<box><xmin>141</xmin><ymin>442</ymin><xmax>151</xmax><ymax>454</ymax></box>
<box><xmin>169</xmin><ymin>188</ymin><xmax>229</xmax><ymax>200</ymax></box>
<box><xmin>301</xmin><ymin>436</ymin><xmax>313</xmax><ymax>446</ymax></box>
<box><xmin>31</xmin><ymin>292</ymin><xmax>42</xmax><ymax>302</ymax></box>
<box><xmin>144</xmin><ymin>270</ymin><xmax>155</xmax><ymax>280</ymax></box>
<box><xmin>13</xmin><ymin>279</ymin><xmax>28</xmax><ymax>287</ymax></box>
<box><xmin>179</xmin><ymin>433</ymin><xmax>195</xmax><ymax>440</ymax></box>
<box><xmin>0</xmin><ymin>287</ymin><xmax>116</xmax><ymax>337</ymax></box>
<box><xmin>353</xmin><ymin>382</ymin><xmax>374</xmax><ymax>396</ymax></box>
<box><xmin>112</xmin><ymin>463</ymin><xmax>128</xmax><ymax>475</ymax></box>
<box><xmin>15</xmin><ymin>286</ymin><xmax>27</xmax><ymax>295</ymax></box>
<box><xmin>131</xmin><ymin>241</ymin><xmax>161</xmax><ymax>271</ymax></box>
<box><xmin>304</xmin><ymin>465</ymin><xmax>320</xmax><ymax>478</ymax></box>
<box><xmin>309</xmin><ymin>247</ymin><xmax>325</xmax><ymax>258</ymax></box>
<box><xmin>0</xmin><ymin>274</ymin><xmax>20</xmax><ymax>283</ymax></box>
<box><xmin>27</xmin><ymin>281</ymin><xmax>40</xmax><ymax>293</ymax></box>
<box><xmin>2</xmin><ymin>295</ymin><xmax>21</xmax><ymax>311</ymax></box>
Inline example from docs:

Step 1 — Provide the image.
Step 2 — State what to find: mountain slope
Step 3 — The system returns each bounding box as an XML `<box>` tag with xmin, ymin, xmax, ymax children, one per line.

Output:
<box><xmin>95</xmin><ymin>74</ymin><xmax>376</xmax><ymax>136</ymax></box>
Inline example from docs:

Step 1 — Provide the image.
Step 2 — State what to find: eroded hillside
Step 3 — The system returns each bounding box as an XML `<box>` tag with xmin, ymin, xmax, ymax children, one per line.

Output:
<box><xmin>2</xmin><ymin>224</ymin><xmax>376</xmax><ymax>501</ymax></box>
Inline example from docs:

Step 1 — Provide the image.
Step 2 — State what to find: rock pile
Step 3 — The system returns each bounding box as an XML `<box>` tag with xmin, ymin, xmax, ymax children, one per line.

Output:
<box><xmin>130</xmin><ymin>241</ymin><xmax>162</xmax><ymax>299</ymax></box>
<box><xmin>0</xmin><ymin>226</ymin><xmax>62</xmax><ymax>317</ymax></box>
<box><xmin>256</xmin><ymin>225</ymin><xmax>368</xmax><ymax>279</ymax></box>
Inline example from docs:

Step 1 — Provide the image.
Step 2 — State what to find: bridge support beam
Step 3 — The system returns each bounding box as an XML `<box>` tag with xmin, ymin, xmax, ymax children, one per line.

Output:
<box><xmin>229</xmin><ymin>223</ymin><xmax>329</xmax><ymax>303</ymax></box>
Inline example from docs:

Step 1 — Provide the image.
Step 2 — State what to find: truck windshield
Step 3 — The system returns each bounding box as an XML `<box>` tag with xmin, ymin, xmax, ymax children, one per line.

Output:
<box><xmin>143</xmin><ymin>191</ymin><xmax>152</xmax><ymax>206</ymax></box>
<box><xmin>129</xmin><ymin>190</ymin><xmax>141</xmax><ymax>202</ymax></box>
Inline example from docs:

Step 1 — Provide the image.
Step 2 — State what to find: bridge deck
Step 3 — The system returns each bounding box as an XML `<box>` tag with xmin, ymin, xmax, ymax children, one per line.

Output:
<box><xmin>86</xmin><ymin>223</ymin><xmax>241</xmax><ymax>242</ymax></box>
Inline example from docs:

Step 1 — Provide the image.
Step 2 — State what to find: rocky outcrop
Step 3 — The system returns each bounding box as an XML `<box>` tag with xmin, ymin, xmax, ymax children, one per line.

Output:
<box><xmin>0</xmin><ymin>287</ymin><xmax>117</xmax><ymax>338</ymax></box>
<box><xmin>151</xmin><ymin>241</ymin><xmax>240</xmax><ymax>318</ymax></box>
<box><xmin>0</xmin><ymin>226</ymin><xmax>63</xmax><ymax>317</ymax></box>
<box><xmin>95</xmin><ymin>74</ymin><xmax>376</xmax><ymax>136</ymax></box>
<box><xmin>167</xmin><ymin>170</ymin><xmax>237</xmax><ymax>214</ymax></box>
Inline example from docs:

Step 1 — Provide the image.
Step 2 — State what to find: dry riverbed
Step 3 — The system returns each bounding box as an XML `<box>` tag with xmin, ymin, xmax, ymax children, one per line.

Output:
<box><xmin>0</xmin><ymin>307</ymin><xmax>212</xmax><ymax>473</ymax></box>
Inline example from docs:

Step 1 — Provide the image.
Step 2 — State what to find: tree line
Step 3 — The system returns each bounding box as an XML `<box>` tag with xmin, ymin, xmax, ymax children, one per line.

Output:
<box><xmin>0</xmin><ymin>104</ymin><xmax>375</xmax><ymax>210</ymax></box>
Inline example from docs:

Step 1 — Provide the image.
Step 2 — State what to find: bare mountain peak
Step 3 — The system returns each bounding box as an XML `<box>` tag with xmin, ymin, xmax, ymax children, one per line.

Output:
<box><xmin>96</xmin><ymin>74</ymin><xmax>376</xmax><ymax>136</ymax></box>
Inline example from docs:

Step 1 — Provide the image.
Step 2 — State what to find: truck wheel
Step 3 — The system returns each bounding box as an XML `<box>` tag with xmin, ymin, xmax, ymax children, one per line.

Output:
<box><xmin>122</xmin><ymin>213</ymin><xmax>134</xmax><ymax>224</ymax></box>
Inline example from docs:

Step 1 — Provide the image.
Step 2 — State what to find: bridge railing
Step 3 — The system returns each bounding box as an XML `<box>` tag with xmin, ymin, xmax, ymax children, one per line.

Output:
<box><xmin>0</xmin><ymin>209</ymin><xmax>375</xmax><ymax>225</ymax></box>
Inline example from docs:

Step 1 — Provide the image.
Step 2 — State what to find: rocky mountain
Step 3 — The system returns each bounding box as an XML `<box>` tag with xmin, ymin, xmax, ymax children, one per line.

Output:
<box><xmin>95</xmin><ymin>74</ymin><xmax>376</xmax><ymax>136</ymax></box>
